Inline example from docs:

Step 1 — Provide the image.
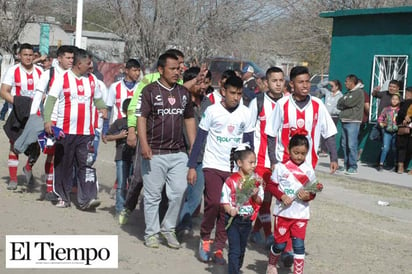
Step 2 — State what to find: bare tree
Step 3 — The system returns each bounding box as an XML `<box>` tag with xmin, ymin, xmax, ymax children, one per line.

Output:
<box><xmin>0</xmin><ymin>0</ymin><xmax>32</xmax><ymax>55</ymax></box>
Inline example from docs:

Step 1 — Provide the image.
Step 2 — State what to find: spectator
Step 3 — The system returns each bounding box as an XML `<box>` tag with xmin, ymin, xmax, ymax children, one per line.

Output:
<box><xmin>357</xmin><ymin>80</ymin><xmax>371</xmax><ymax>161</ymax></box>
<box><xmin>396</xmin><ymin>87</ymin><xmax>412</xmax><ymax>174</ymax></box>
<box><xmin>137</xmin><ymin>53</ymin><xmax>196</xmax><ymax>249</ymax></box>
<box><xmin>377</xmin><ymin>93</ymin><xmax>400</xmax><ymax>171</ymax></box>
<box><xmin>337</xmin><ymin>74</ymin><xmax>365</xmax><ymax>175</ymax></box>
<box><xmin>241</xmin><ymin>65</ymin><xmax>257</xmax><ymax>106</ymax></box>
<box><xmin>317</xmin><ymin>79</ymin><xmax>343</xmax><ymax>156</ymax></box>
<box><xmin>372</xmin><ymin>79</ymin><xmax>401</xmax><ymax>116</ymax></box>
<box><xmin>200</xmin><ymin>70</ymin><xmax>213</xmax><ymax>95</ymax></box>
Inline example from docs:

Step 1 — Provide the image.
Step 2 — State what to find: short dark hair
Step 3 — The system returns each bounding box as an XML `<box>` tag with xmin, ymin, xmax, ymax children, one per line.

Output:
<box><xmin>19</xmin><ymin>43</ymin><xmax>33</xmax><ymax>53</ymax></box>
<box><xmin>346</xmin><ymin>74</ymin><xmax>359</xmax><ymax>85</ymax></box>
<box><xmin>157</xmin><ymin>53</ymin><xmax>179</xmax><ymax>68</ymax></box>
<box><xmin>205</xmin><ymin>70</ymin><xmax>212</xmax><ymax>80</ymax></box>
<box><xmin>224</xmin><ymin>76</ymin><xmax>243</xmax><ymax>89</ymax></box>
<box><xmin>125</xmin><ymin>59</ymin><xmax>141</xmax><ymax>69</ymax></box>
<box><xmin>289</xmin><ymin>134</ymin><xmax>309</xmax><ymax>151</ymax></box>
<box><xmin>183</xmin><ymin>67</ymin><xmax>200</xmax><ymax>83</ymax></box>
<box><xmin>389</xmin><ymin>79</ymin><xmax>400</xmax><ymax>87</ymax></box>
<box><xmin>221</xmin><ymin>69</ymin><xmax>236</xmax><ymax>81</ymax></box>
<box><xmin>405</xmin><ymin>86</ymin><xmax>412</xmax><ymax>92</ymax></box>
<box><xmin>164</xmin><ymin>49</ymin><xmax>184</xmax><ymax>58</ymax></box>
<box><xmin>122</xmin><ymin>98</ymin><xmax>132</xmax><ymax>114</ymax></box>
<box><xmin>290</xmin><ymin>66</ymin><xmax>309</xmax><ymax>81</ymax></box>
<box><xmin>266</xmin><ymin>66</ymin><xmax>284</xmax><ymax>79</ymax></box>
<box><xmin>56</xmin><ymin>45</ymin><xmax>75</xmax><ymax>57</ymax></box>
<box><xmin>73</xmin><ymin>48</ymin><xmax>90</xmax><ymax>65</ymax></box>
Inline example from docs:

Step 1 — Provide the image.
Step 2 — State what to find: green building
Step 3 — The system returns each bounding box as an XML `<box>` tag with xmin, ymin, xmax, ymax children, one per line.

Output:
<box><xmin>320</xmin><ymin>6</ymin><xmax>412</xmax><ymax>163</ymax></box>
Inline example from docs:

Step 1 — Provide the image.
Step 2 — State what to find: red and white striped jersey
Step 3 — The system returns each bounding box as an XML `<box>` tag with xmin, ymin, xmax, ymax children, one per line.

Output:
<box><xmin>48</xmin><ymin>70</ymin><xmax>102</xmax><ymax>135</ymax></box>
<box><xmin>265</xmin><ymin>96</ymin><xmax>337</xmax><ymax>168</ymax></box>
<box><xmin>106</xmin><ymin>80</ymin><xmax>138</xmax><ymax>123</ymax></box>
<box><xmin>2</xmin><ymin>63</ymin><xmax>43</xmax><ymax>98</ymax></box>
<box><xmin>206</xmin><ymin>90</ymin><xmax>222</xmax><ymax>105</ymax></box>
<box><xmin>249</xmin><ymin>93</ymin><xmax>277</xmax><ymax>169</ymax></box>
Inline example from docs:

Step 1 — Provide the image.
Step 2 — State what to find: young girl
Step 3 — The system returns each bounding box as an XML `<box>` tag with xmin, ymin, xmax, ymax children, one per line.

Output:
<box><xmin>377</xmin><ymin>93</ymin><xmax>401</xmax><ymax>171</ymax></box>
<box><xmin>221</xmin><ymin>144</ymin><xmax>264</xmax><ymax>274</ymax></box>
<box><xmin>266</xmin><ymin>131</ymin><xmax>317</xmax><ymax>274</ymax></box>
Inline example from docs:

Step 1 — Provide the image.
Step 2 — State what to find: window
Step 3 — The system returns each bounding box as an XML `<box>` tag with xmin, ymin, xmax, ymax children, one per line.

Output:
<box><xmin>369</xmin><ymin>55</ymin><xmax>408</xmax><ymax>122</ymax></box>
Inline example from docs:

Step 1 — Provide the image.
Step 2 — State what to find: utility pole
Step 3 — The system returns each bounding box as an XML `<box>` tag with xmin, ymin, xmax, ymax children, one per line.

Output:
<box><xmin>75</xmin><ymin>0</ymin><xmax>83</xmax><ymax>48</ymax></box>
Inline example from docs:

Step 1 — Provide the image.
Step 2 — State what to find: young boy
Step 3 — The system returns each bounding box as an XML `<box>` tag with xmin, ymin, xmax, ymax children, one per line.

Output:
<box><xmin>105</xmin><ymin>98</ymin><xmax>135</xmax><ymax>217</ymax></box>
<box><xmin>187</xmin><ymin>76</ymin><xmax>254</xmax><ymax>264</ymax></box>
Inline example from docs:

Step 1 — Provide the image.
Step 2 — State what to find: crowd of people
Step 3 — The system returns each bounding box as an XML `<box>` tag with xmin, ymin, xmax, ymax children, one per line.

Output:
<box><xmin>1</xmin><ymin>43</ymin><xmax>411</xmax><ymax>274</ymax></box>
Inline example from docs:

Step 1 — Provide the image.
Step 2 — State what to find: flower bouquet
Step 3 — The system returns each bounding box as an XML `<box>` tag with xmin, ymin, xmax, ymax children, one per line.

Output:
<box><xmin>225</xmin><ymin>174</ymin><xmax>261</xmax><ymax>229</ymax></box>
<box><xmin>293</xmin><ymin>179</ymin><xmax>323</xmax><ymax>200</ymax></box>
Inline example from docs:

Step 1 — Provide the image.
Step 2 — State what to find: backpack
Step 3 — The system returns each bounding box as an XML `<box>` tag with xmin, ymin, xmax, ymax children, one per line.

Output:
<box><xmin>46</xmin><ymin>67</ymin><xmax>55</xmax><ymax>94</ymax></box>
<box><xmin>256</xmin><ymin>92</ymin><xmax>265</xmax><ymax>118</ymax></box>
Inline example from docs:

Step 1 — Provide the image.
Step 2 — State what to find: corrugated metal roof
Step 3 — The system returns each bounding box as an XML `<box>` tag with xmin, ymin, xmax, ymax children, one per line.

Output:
<box><xmin>320</xmin><ymin>6</ymin><xmax>412</xmax><ymax>18</ymax></box>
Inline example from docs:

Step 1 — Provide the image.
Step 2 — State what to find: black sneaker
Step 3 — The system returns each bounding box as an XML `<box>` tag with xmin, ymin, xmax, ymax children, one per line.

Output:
<box><xmin>377</xmin><ymin>165</ymin><xmax>383</xmax><ymax>171</ymax></box>
<box><xmin>45</xmin><ymin>192</ymin><xmax>59</xmax><ymax>202</ymax></box>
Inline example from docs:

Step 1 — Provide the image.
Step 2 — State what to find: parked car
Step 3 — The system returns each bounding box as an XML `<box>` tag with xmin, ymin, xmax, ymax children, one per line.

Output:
<box><xmin>204</xmin><ymin>57</ymin><xmax>265</xmax><ymax>89</ymax></box>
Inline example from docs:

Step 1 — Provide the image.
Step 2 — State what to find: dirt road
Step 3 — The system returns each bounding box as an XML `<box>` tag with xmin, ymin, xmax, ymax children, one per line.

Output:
<box><xmin>0</xmin><ymin>124</ymin><xmax>411</xmax><ymax>274</ymax></box>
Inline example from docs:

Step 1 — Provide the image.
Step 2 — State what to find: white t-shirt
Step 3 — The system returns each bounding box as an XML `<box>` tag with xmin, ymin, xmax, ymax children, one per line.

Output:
<box><xmin>249</xmin><ymin>93</ymin><xmax>278</xmax><ymax>169</ymax></box>
<box><xmin>48</xmin><ymin>70</ymin><xmax>102</xmax><ymax>135</ymax></box>
<box><xmin>271</xmin><ymin>160</ymin><xmax>316</xmax><ymax>220</ymax></box>
<box><xmin>200</xmin><ymin>103</ymin><xmax>254</xmax><ymax>172</ymax></box>
<box><xmin>265</xmin><ymin>95</ymin><xmax>337</xmax><ymax>168</ymax></box>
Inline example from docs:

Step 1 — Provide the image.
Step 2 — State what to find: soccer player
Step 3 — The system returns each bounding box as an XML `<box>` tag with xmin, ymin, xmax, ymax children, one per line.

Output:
<box><xmin>30</xmin><ymin>45</ymin><xmax>75</xmax><ymax>200</ymax></box>
<box><xmin>43</xmin><ymin>48</ymin><xmax>107</xmax><ymax>210</ymax></box>
<box><xmin>1</xmin><ymin>43</ymin><xmax>43</xmax><ymax>190</ymax></box>
<box><xmin>187</xmin><ymin>75</ymin><xmax>254</xmax><ymax>264</ymax></box>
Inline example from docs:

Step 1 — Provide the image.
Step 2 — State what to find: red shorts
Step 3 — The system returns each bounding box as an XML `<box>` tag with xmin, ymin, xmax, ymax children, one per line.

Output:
<box><xmin>274</xmin><ymin>216</ymin><xmax>308</xmax><ymax>243</ymax></box>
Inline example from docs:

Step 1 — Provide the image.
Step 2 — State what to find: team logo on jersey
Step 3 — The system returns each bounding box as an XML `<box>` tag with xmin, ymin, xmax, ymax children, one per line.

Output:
<box><xmin>227</xmin><ymin>124</ymin><xmax>235</xmax><ymax>134</ymax></box>
<box><xmin>297</xmin><ymin>118</ymin><xmax>305</xmax><ymax>128</ymax></box>
<box><xmin>27</xmin><ymin>79</ymin><xmax>33</xmax><ymax>85</ymax></box>
<box><xmin>237</xmin><ymin>122</ymin><xmax>246</xmax><ymax>134</ymax></box>
<box><xmin>296</xmin><ymin>221</ymin><xmax>306</xmax><ymax>228</ymax></box>
<box><xmin>168</xmin><ymin>96</ymin><xmax>176</xmax><ymax>105</ymax></box>
<box><xmin>278</xmin><ymin>226</ymin><xmax>287</xmax><ymax>236</ymax></box>
<box><xmin>78</xmin><ymin>85</ymin><xmax>84</xmax><ymax>92</ymax></box>
<box><xmin>155</xmin><ymin>95</ymin><xmax>162</xmax><ymax>101</ymax></box>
